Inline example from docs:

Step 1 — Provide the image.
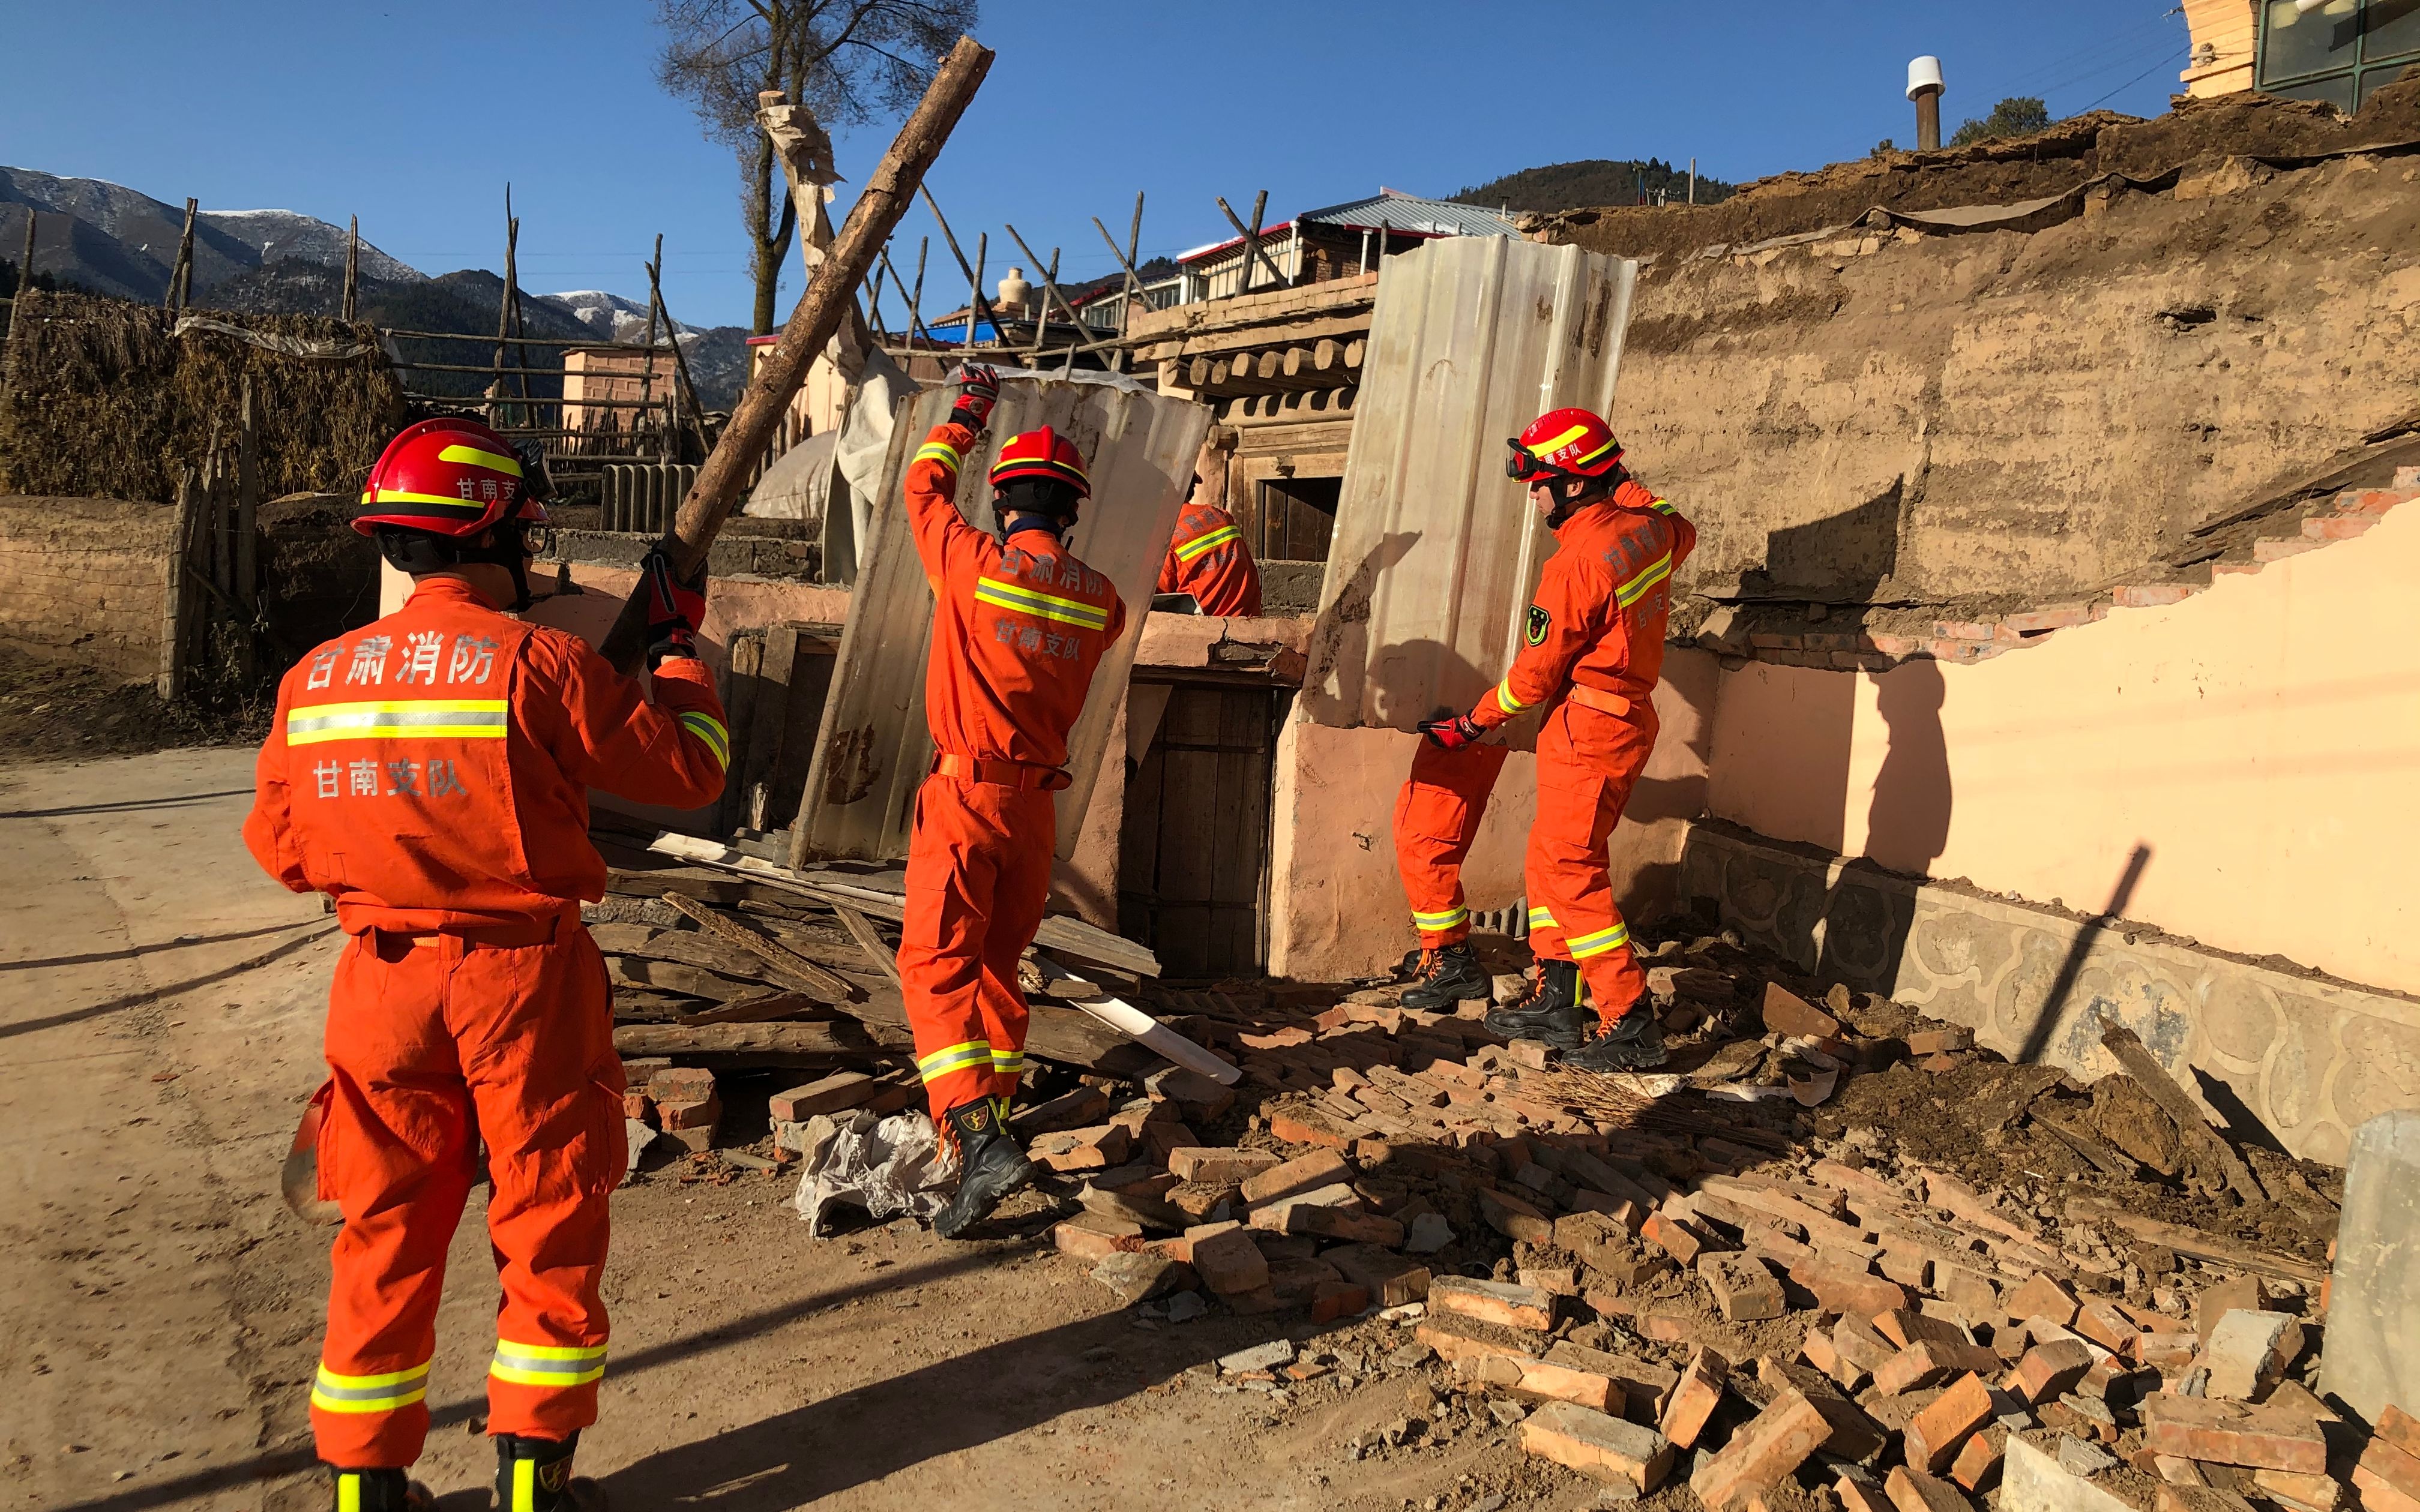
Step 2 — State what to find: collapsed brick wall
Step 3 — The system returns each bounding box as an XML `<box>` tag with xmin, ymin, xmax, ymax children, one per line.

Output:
<box><xmin>0</xmin><ymin>496</ymin><xmax>176</xmax><ymax>680</ymax></box>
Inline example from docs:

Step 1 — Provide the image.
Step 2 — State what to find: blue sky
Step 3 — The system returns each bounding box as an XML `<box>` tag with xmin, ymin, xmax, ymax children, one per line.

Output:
<box><xmin>4</xmin><ymin>1</ymin><xmax>2194</xmax><ymax>329</ymax></box>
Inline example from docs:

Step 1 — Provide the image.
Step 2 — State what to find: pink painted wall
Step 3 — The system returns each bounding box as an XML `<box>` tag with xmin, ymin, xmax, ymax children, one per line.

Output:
<box><xmin>1706</xmin><ymin>506</ymin><xmax>2420</xmax><ymax>996</ymax></box>
<box><xmin>1268</xmin><ymin>649</ymin><xmax>1720</xmax><ymax>980</ymax></box>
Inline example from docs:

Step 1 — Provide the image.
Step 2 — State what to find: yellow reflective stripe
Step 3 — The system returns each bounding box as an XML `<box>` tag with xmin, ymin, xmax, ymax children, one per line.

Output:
<box><xmin>1615</xmin><ymin>551</ymin><xmax>1674</xmax><ymax>608</ymax></box>
<box><xmin>1648</xmin><ymin>495</ymin><xmax>1675</xmax><ymax>515</ymax></box>
<box><xmin>990</xmin><ymin>1048</ymin><xmax>1025</xmax><ymax>1072</ymax></box>
<box><xmin>286</xmin><ymin>700</ymin><xmax>509</xmax><ymax>745</ymax></box>
<box><xmin>513</xmin><ymin>1458</ymin><xmax>535</xmax><ymax>1512</ymax></box>
<box><xmin>974</xmin><ymin>577</ymin><xmax>1110</xmax><ymax>630</ymax></box>
<box><xmin>1173</xmin><ymin>524</ymin><xmax>1241</xmax><ymax>563</ymax></box>
<box><xmin>1527</xmin><ymin>905</ymin><xmax>1559</xmax><ymax>928</ymax></box>
<box><xmin>337</xmin><ymin>1473</ymin><xmax>364</xmax><ymax>1512</ymax></box>
<box><xmin>1531</xmin><ymin>422</ymin><xmax>1592</xmax><ymax>454</ymax></box>
<box><xmin>436</xmin><ymin>443</ymin><xmax>523</xmax><ymax>476</ymax></box>
<box><xmin>1568</xmin><ymin>434</ymin><xmax>1619</xmax><ymax>469</ymax></box>
<box><xmin>312</xmin><ymin>1360</ymin><xmax>430</xmax><ymax>1414</ymax></box>
<box><xmin>914</xmin><ymin>441</ymin><xmax>963</xmax><ymax>470</ymax></box>
<box><xmin>918</xmin><ymin>1039</ymin><xmax>993</xmax><ymax>1081</ymax></box>
<box><xmin>1412</xmin><ymin>905</ymin><xmax>1467</xmax><ymax>928</ymax></box>
<box><xmin>676</xmin><ymin>711</ymin><xmax>729</xmax><ymax>770</ymax></box>
<box><xmin>1567</xmin><ymin>923</ymin><xmax>1631</xmax><ymax>959</ymax></box>
<box><xmin>1494</xmin><ymin>676</ymin><xmax>1529</xmax><ymax>716</ymax></box>
<box><xmin>489</xmin><ymin>1340</ymin><xmax>607</xmax><ymax>1388</ymax></box>
<box><xmin>368</xmin><ymin>488</ymin><xmax>489</xmax><ymax>514</ymax></box>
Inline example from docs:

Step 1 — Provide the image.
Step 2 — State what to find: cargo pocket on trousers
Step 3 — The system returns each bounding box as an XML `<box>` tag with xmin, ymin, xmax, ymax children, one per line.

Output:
<box><xmin>587</xmin><ymin>1061</ymin><xmax>631</xmax><ymax>1196</ymax></box>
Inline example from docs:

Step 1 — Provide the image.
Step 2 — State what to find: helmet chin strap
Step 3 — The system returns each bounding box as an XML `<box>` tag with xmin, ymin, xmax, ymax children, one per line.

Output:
<box><xmin>994</xmin><ymin>510</ymin><xmax>1070</xmax><ymax>545</ymax></box>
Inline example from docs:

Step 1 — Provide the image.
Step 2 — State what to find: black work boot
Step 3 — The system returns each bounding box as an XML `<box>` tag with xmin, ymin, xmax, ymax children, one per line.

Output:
<box><xmin>932</xmin><ymin>1097</ymin><xmax>1035</xmax><ymax>1240</ymax></box>
<box><xmin>325</xmin><ymin>1468</ymin><xmax>434</xmax><ymax>1511</ymax></box>
<box><xmin>1482</xmin><ymin>961</ymin><xmax>1594</xmax><ymax>1049</ymax></box>
<box><xmin>495</xmin><ymin>1431</ymin><xmax>607</xmax><ymax>1512</ymax></box>
<box><xmin>1562</xmin><ymin>1007</ymin><xmax>1670</xmax><ymax>1071</ymax></box>
<box><xmin>1401</xmin><ymin>943</ymin><xmax>1490</xmax><ymax>1009</ymax></box>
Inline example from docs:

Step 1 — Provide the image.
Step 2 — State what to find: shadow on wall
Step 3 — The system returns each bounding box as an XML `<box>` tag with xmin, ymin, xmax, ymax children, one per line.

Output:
<box><xmin>1815</xmin><ymin>658</ymin><xmax>1951</xmax><ymax>989</ymax></box>
<box><xmin>1751</xmin><ymin>476</ymin><xmax>1903</xmax><ymax>604</ymax></box>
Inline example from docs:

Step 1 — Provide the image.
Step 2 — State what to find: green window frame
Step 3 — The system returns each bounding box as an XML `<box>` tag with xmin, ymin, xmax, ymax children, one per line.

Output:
<box><xmin>2256</xmin><ymin>0</ymin><xmax>2420</xmax><ymax>109</ymax></box>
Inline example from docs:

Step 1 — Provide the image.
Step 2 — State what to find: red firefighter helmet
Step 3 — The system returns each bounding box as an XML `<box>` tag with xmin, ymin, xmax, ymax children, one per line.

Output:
<box><xmin>988</xmin><ymin>425</ymin><xmax>1092</xmax><ymax>499</ymax></box>
<box><xmin>352</xmin><ymin>417</ymin><xmax>550</xmax><ymax>539</ymax></box>
<box><xmin>1505</xmin><ymin>407</ymin><xmax>1624</xmax><ymax>484</ymax></box>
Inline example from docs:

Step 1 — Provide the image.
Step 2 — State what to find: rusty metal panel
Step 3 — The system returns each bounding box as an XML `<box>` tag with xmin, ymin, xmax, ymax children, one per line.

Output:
<box><xmin>1301</xmin><ymin>236</ymin><xmax>1637</xmax><ymax>731</ymax></box>
<box><xmin>791</xmin><ymin>371</ymin><xmax>1211</xmax><ymax>865</ymax></box>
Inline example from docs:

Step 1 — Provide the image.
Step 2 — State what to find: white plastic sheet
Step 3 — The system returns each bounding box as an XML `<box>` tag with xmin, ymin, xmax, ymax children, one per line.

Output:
<box><xmin>789</xmin><ymin>1109</ymin><xmax>957</xmax><ymax>1235</ymax></box>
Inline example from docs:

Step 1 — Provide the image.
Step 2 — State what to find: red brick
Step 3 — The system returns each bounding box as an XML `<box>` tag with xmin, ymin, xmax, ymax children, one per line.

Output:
<box><xmin>1874</xmin><ymin>1306</ymin><xmax>1966</xmax><ymax>1351</ymax></box>
<box><xmin>1792</xmin><ymin>1258</ymin><xmax>1912</xmax><ymax>1318</ymax></box>
<box><xmin>1874</xmin><ymin>1338</ymin><xmax>2001</xmax><ymax>1396</ymax></box>
<box><xmin>1762</xmin><ymin>982</ymin><xmax>1842</xmax><ymax>1039</ymax></box>
<box><xmin>2009</xmin><ymin>1339</ymin><xmax>2095</xmax><ymax>1403</ymax></box>
<box><xmin>1932</xmin><ymin>619</ymin><xmax>2003</xmax><ymax>641</ymax></box>
<box><xmin>1258</xmin><ymin>1201</ymin><xmax>1404</xmax><ymax>1247</ymax></box>
<box><xmin>1310</xmin><ymin>1279</ymin><xmax>1370</xmax><ymax>1322</ymax></box>
<box><xmin>1480</xmin><ymin>1184</ymin><xmax>1555</xmax><ymax>1244</ymax></box>
<box><xmin>1950</xmin><ymin>1427</ymin><xmax>2006</xmax><ymax>1492</ymax></box>
<box><xmin>1700</xmin><ymin>1252</ymin><xmax>1784</xmax><ymax>1322</ymax></box>
<box><xmin>1644</xmin><ymin>1210</ymin><xmax>1708</xmax><ymax>1264</ymax></box>
<box><xmin>2380</xmin><ymin>1408</ymin><xmax>2420</xmax><ymax>1465</ymax></box>
<box><xmin>1838</xmin><ymin>1476</ymin><xmax>1895</xmax><ymax>1512</ymax></box>
<box><xmin>2114</xmin><ymin>584</ymin><xmax>2196</xmax><ymax>608</ymax></box>
<box><xmin>1904</xmin><ymin>1027</ymin><xmax>1973</xmax><ymax>1055</ymax></box>
<box><xmin>2075</xmin><ymin>1298</ymin><xmax>2142</xmax><ymax>1354</ymax></box>
<box><xmin>1031</xmin><ymin>1123</ymin><xmax>1131</xmax><ymax>1171</ymax></box>
<box><xmin>2139</xmin><ymin>1394</ymin><xmax>2329</xmax><ymax>1473</ymax></box>
<box><xmin>621</xmin><ymin>1087</ymin><xmax>653</xmax><ymax>1120</ymax></box>
<box><xmin>2358</xmin><ymin>1464</ymin><xmax>2420</xmax><ymax>1512</ymax></box>
<box><xmin>1268</xmin><ymin>1108</ymin><xmax>1359</xmax><ymax>1149</ymax></box>
<box><xmin>1167</xmin><ymin>1146</ymin><xmax>1278</xmax><ymax>1184</ymax></box>
<box><xmin>2001</xmin><ymin>602</ymin><xmax>2103</xmax><ymax>633</ymax></box>
<box><xmin>1660</xmin><ymin>1345</ymin><xmax>1731</xmax><ymax>1449</ymax></box>
<box><xmin>1886</xmin><ymin>1465</ymin><xmax>1974</xmax><ymax>1512</ymax></box>
<box><xmin>2006</xmin><ymin>1273</ymin><xmax>2079</xmax><ymax>1328</ymax></box>
<box><xmin>1692</xmin><ymin>1387</ymin><xmax>1832</xmax><ymax>1511</ymax></box>
<box><xmin>1430</xmin><ymin>1275</ymin><xmax>1557</xmax><ymax>1333</ymax></box>
<box><xmin>1187</xmin><ymin>1225</ymin><xmax>1269</xmax><ymax>1295</ymax></box>
<box><xmin>2360</xmin><ymin>1438</ymin><xmax>2420</xmax><ymax>1505</ymax></box>
<box><xmin>1053</xmin><ymin>1215</ymin><xmax>1143</xmax><ymax>1260</ymax></box>
<box><xmin>654</xmin><ymin>1094</ymin><xmax>720</xmax><ymax>1132</ymax></box>
<box><xmin>1237</xmin><ymin>1148</ymin><xmax>1351</xmax><ymax>1205</ymax></box>
<box><xmin>2304</xmin><ymin>514</ymin><xmax>2378</xmax><ymax>541</ymax></box>
<box><xmin>1637</xmin><ymin>1307</ymin><xmax>1699</xmax><ymax>1344</ymax></box>
<box><xmin>1513</xmin><ymin>1358</ymin><xmax>1621</xmax><ymax>1413</ymax></box>
<box><xmin>1521</xmin><ymin>1400</ymin><xmax>1676</xmax><ymax>1491</ymax></box>
<box><xmin>1906</xmin><ymin>1373</ymin><xmax>1996</xmax><ymax>1474</ymax></box>
<box><xmin>1834</xmin><ymin>1313</ymin><xmax>1900</xmax><ymax>1376</ymax></box>
<box><xmin>1802</xmin><ymin>1324</ymin><xmax>1857</xmax><ymax>1388</ymax></box>
<box><xmin>1014</xmin><ymin>1084</ymin><xmax>1110</xmax><ymax>1133</ymax></box>
<box><xmin>1928</xmin><ymin>640</ymin><xmax>2005</xmax><ymax>665</ymax></box>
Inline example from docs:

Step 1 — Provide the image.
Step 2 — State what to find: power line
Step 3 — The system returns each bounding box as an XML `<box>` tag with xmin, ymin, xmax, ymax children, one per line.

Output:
<box><xmin>2080</xmin><ymin>45</ymin><xmax>2190</xmax><ymax>111</ymax></box>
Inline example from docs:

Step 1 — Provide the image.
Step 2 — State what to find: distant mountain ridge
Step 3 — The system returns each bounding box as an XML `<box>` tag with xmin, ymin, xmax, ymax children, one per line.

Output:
<box><xmin>2</xmin><ymin>164</ymin><xmax>751</xmax><ymax>408</ymax></box>
<box><xmin>1452</xmin><ymin>158</ymin><xmax>1738</xmax><ymax>212</ymax></box>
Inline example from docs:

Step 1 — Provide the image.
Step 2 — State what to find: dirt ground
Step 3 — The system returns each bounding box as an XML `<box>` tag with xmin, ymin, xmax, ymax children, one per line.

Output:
<box><xmin>0</xmin><ymin>748</ymin><xmax>1614</xmax><ymax>1512</ymax></box>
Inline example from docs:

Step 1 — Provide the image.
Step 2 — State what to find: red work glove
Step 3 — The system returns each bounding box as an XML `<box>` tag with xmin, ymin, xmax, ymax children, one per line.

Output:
<box><xmin>950</xmin><ymin>362</ymin><xmax>1001</xmax><ymax>431</ymax></box>
<box><xmin>1418</xmin><ymin>714</ymin><xmax>1484</xmax><ymax>751</ymax></box>
<box><xmin>640</xmin><ymin>545</ymin><xmax>707</xmax><ymax>668</ymax></box>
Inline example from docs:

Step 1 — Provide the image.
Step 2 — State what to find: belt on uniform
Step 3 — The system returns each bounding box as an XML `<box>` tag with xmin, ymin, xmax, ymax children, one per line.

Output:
<box><xmin>1565</xmin><ymin>683</ymin><xmax>1633</xmax><ymax>718</ymax></box>
<box><xmin>931</xmin><ymin>752</ymin><xmax>1073</xmax><ymax>791</ymax></box>
<box><xmin>366</xmin><ymin>915</ymin><xmax>562</xmax><ymax>951</ymax></box>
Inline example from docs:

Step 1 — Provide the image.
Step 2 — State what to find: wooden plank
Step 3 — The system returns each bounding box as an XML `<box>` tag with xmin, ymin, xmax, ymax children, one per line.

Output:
<box><xmin>768</xmin><ymin>623</ymin><xmax>840</xmax><ymax>831</ymax></box>
<box><xmin>2098</xmin><ymin>1020</ymin><xmax>2266</xmax><ymax>1204</ymax></box>
<box><xmin>156</xmin><ymin>469</ymin><xmax>205</xmax><ymax>699</ymax></box>
<box><xmin>716</xmin><ymin>630</ymin><xmax>764</xmax><ymax>834</ymax></box>
<box><xmin>672</xmin><ymin>991</ymin><xmax>825</xmax><ymax>1027</ymax></box>
<box><xmin>607</xmin><ymin>956</ymin><xmax>767</xmax><ymax>1003</ymax></box>
<box><xmin>658</xmin><ymin>889</ymin><xmax>857</xmax><ymax>1002</ymax></box>
<box><xmin>741</xmin><ymin>624</ymin><xmax>799</xmax><ymax>832</ymax></box>
<box><xmin>831</xmin><ymin>903</ymin><xmax>904</xmax><ymax>988</ymax></box>
<box><xmin>614</xmin><ymin>1019</ymin><xmax>911</xmax><ymax>1058</ymax></box>
<box><xmin>2063</xmin><ymin>1198</ymin><xmax>2322</xmax><ymax>1282</ymax></box>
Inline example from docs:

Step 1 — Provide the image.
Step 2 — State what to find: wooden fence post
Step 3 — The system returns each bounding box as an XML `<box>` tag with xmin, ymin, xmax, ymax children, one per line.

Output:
<box><xmin>157</xmin><ymin>467</ymin><xmax>203</xmax><ymax>700</ymax></box>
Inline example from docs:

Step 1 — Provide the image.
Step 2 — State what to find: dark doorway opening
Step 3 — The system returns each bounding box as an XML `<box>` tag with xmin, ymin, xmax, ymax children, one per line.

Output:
<box><xmin>1118</xmin><ymin>679</ymin><xmax>1286</xmax><ymax>976</ymax></box>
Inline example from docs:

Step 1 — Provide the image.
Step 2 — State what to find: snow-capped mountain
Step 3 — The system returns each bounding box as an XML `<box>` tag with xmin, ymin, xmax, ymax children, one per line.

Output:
<box><xmin>200</xmin><ymin>208</ymin><xmax>421</xmax><ymax>285</ymax></box>
<box><xmin>540</xmin><ymin>289</ymin><xmax>703</xmax><ymax>344</ymax></box>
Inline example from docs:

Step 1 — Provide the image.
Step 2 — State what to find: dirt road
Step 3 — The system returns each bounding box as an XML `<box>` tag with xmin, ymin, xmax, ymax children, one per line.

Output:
<box><xmin>1</xmin><ymin>750</ymin><xmax>1574</xmax><ymax>1512</ymax></box>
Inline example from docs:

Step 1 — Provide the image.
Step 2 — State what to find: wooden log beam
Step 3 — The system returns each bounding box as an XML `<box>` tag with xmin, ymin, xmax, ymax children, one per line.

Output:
<box><xmin>2062</xmin><ymin>1198</ymin><xmax>2322</xmax><ymax>1282</ymax></box>
<box><xmin>660</xmin><ymin>889</ymin><xmax>857</xmax><ymax>1003</ymax></box>
<box><xmin>2098</xmin><ymin>1019</ymin><xmax>2268</xmax><ymax>1204</ymax></box>
<box><xmin>615</xmin><ymin>1019</ymin><xmax>911</xmax><ymax>1058</ymax></box>
<box><xmin>598</xmin><ymin>35</ymin><xmax>995</xmax><ymax>674</ymax></box>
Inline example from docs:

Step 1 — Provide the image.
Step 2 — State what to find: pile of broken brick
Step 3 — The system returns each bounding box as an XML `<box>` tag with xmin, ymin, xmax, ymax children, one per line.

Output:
<box><xmin>1016</xmin><ymin>940</ymin><xmax>2392</xmax><ymax>1512</ymax></box>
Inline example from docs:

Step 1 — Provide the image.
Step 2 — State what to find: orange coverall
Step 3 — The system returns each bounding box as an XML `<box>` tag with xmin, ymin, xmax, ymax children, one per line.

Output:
<box><xmin>243</xmin><ymin>575</ymin><xmax>727</xmax><ymax>1469</ymax></box>
<box><xmin>1392</xmin><ymin>740</ymin><xmax>1511</xmax><ymax>948</ymax></box>
<box><xmin>895</xmin><ymin>422</ymin><xmax>1127</xmax><ymax>1123</ymax></box>
<box><xmin>1155</xmin><ymin>500</ymin><xmax>1262</xmax><ymax>617</ymax></box>
<box><xmin>1461</xmin><ymin>480</ymin><xmax>1695</xmax><ymax>1020</ymax></box>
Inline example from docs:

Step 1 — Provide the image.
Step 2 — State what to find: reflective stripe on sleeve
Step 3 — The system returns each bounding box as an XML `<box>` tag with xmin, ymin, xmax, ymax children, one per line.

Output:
<box><xmin>1493</xmin><ymin>676</ymin><xmax>1529</xmax><ymax>717</ymax></box>
<box><xmin>1614</xmin><ymin>551</ymin><xmax>1674</xmax><ymax>608</ymax></box>
<box><xmin>990</xmin><ymin>1048</ymin><xmax>1025</xmax><ymax>1077</ymax></box>
<box><xmin>1648</xmin><ymin>496</ymin><xmax>1676</xmax><ymax>516</ymax></box>
<box><xmin>488</xmin><ymin>1340</ymin><xmax>607</xmax><ymax>1390</ymax></box>
<box><xmin>918</xmin><ymin>1039</ymin><xmax>993</xmax><ymax>1084</ymax></box>
<box><xmin>287</xmin><ymin>700</ymin><xmax>508</xmax><ymax>744</ymax></box>
<box><xmin>1173</xmin><ymin>524</ymin><xmax>1241</xmax><ymax>563</ymax></box>
<box><xmin>312</xmin><ymin>1360</ymin><xmax>430</xmax><ymax>1414</ymax></box>
<box><xmin>914</xmin><ymin>440</ymin><xmax>963</xmax><ymax>470</ymax></box>
<box><xmin>1527</xmin><ymin>905</ymin><xmax>1559</xmax><ymax>929</ymax></box>
<box><xmin>974</xmin><ymin>576</ymin><xmax>1111</xmax><ymax>631</ymax></box>
<box><xmin>676</xmin><ymin>710</ymin><xmax>730</xmax><ymax>770</ymax></box>
<box><xmin>1566</xmin><ymin>923</ymin><xmax>1631</xmax><ymax>959</ymax></box>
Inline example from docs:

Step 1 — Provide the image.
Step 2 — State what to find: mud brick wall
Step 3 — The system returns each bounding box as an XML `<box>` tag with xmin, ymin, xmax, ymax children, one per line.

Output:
<box><xmin>0</xmin><ymin>496</ymin><xmax>175</xmax><ymax>680</ymax></box>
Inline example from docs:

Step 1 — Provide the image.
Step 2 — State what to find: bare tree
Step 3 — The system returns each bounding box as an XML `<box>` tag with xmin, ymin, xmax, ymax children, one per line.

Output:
<box><xmin>655</xmin><ymin>0</ymin><xmax>976</xmax><ymax>334</ymax></box>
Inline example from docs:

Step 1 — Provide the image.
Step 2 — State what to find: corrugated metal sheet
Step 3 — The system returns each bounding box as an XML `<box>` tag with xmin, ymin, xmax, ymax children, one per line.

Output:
<box><xmin>1296</xmin><ymin>193</ymin><xmax>1522</xmax><ymax>239</ymax></box>
<box><xmin>1301</xmin><ymin>235</ymin><xmax>1637</xmax><ymax>733</ymax></box>
<box><xmin>790</xmin><ymin>371</ymin><xmax>1211</xmax><ymax>865</ymax></box>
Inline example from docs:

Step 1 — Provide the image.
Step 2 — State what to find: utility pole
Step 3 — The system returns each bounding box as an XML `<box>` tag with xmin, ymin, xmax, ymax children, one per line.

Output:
<box><xmin>1688</xmin><ymin>158</ymin><xmax>1697</xmax><ymax>205</ymax></box>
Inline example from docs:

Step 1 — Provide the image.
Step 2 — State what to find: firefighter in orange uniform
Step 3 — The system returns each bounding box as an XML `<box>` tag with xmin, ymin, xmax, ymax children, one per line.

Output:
<box><xmin>1155</xmin><ymin>481</ymin><xmax>1261</xmax><ymax>616</ymax></box>
<box><xmin>244</xmin><ymin>418</ymin><xmax>728</xmax><ymax>1512</ymax></box>
<box><xmin>894</xmin><ymin>365</ymin><xmax>1128</xmax><ymax>1238</ymax></box>
<box><xmin>1391</xmin><ymin>739</ymin><xmax>1511</xmax><ymax>1008</ymax></box>
<box><xmin>1422</xmin><ymin>408</ymin><xmax>1694</xmax><ymax>1070</ymax></box>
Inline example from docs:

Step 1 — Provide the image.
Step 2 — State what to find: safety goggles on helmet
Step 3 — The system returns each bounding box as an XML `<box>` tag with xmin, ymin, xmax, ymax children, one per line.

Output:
<box><xmin>1505</xmin><ymin>437</ymin><xmax>1559</xmax><ymax>483</ymax></box>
